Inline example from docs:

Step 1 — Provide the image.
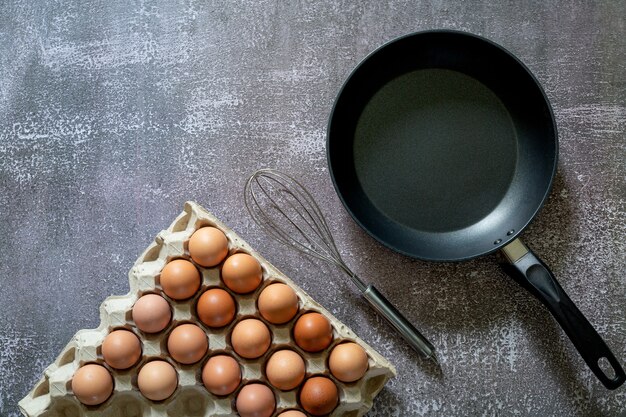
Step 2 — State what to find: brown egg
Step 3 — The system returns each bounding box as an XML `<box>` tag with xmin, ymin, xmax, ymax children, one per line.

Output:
<box><xmin>299</xmin><ymin>376</ymin><xmax>339</xmax><ymax>416</ymax></box>
<box><xmin>132</xmin><ymin>294</ymin><xmax>172</xmax><ymax>333</ymax></box>
<box><xmin>71</xmin><ymin>364</ymin><xmax>114</xmax><ymax>406</ymax></box>
<box><xmin>258</xmin><ymin>283</ymin><xmax>299</xmax><ymax>324</ymax></box>
<box><xmin>101</xmin><ymin>330</ymin><xmax>142</xmax><ymax>370</ymax></box>
<box><xmin>196</xmin><ymin>288</ymin><xmax>236</xmax><ymax>328</ymax></box>
<box><xmin>231</xmin><ymin>319</ymin><xmax>271</xmax><ymax>359</ymax></box>
<box><xmin>265</xmin><ymin>349</ymin><xmax>305</xmax><ymax>391</ymax></box>
<box><xmin>160</xmin><ymin>259</ymin><xmax>201</xmax><ymax>300</ymax></box>
<box><xmin>221</xmin><ymin>253</ymin><xmax>262</xmax><ymax>294</ymax></box>
<box><xmin>293</xmin><ymin>312</ymin><xmax>333</xmax><ymax>352</ymax></box>
<box><xmin>189</xmin><ymin>227</ymin><xmax>229</xmax><ymax>267</ymax></box>
<box><xmin>236</xmin><ymin>383</ymin><xmax>275</xmax><ymax>417</ymax></box>
<box><xmin>328</xmin><ymin>342</ymin><xmax>369</xmax><ymax>382</ymax></box>
<box><xmin>167</xmin><ymin>324</ymin><xmax>208</xmax><ymax>364</ymax></box>
<box><xmin>137</xmin><ymin>360</ymin><xmax>177</xmax><ymax>401</ymax></box>
<box><xmin>201</xmin><ymin>355</ymin><xmax>241</xmax><ymax>396</ymax></box>
<box><xmin>278</xmin><ymin>411</ymin><xmax>307</xmax><ymax>417</ymax></box>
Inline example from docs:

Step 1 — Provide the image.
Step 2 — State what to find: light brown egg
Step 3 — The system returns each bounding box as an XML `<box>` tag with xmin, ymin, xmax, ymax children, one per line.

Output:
<box><xmin>231</xmin><ymin>319</ymin><xmax>271</xmax><ymax>359</ymax></box>
<box><xmin>293</xmin><ymin>312</ymin><xmax>333</xmax><ymax>352</ymax></box>
<box><xmin>101</xmin><ymin>330</ymin><xmax>142</xmax><ymax>370</ymax></box>
<box><xmin>167</xmin><ymin>324</ymin><xmax>208</xmax><ymax>365</ymax></box>
<box><xmin>221</xmin><ymin>253</ymin><xmax>263</xmax><ymax>294</ymax></box>
<box><xmin>71</xmin><ymin>364</ymin><xmax>114</xmax><ymax>406</ymax></box>
<box><xmin>299</xmin><ymin>376</ymin><xmax>338</xmax><ymax>416</ymax></box>
<box><xmin>159</xmin><ymin>259</ymin><xmax>201</xmax><ymax>300</ymax></box>
<box><xmin>132</xmin><ymin>294</ymin><xmax>172</xmax><ymax>333</ymax></box>
<box><xmin>201</xmin><ymin>355</ymin><xmax>241</xmax><ymax>396</ymax></box>
<box><xmin>278</xmin><ymin>411</ymin><xmax>307</xmax><ymax>417</ymax></box>
<box><xmin>196</xmin><ymin>288</ymin><xmax>236</xmax><ymax>328</ymax></box>
<box><xmin>258</xmin><ymin>283</ymin><xmax>299</xmax><ymax>324</ymax></box>
<box><xmin>265</xmin><ymin>349</ymin><xmax>305</xmax><ymax>391</ymax></box>
<box><xmin>328</xmin><ymin>342</ymin><xmax>369</xmax><ymax>382</ymax></box>
<box><xmin>236</xmin><ymin>383</ymin><xmax>275</xmax><ymax>417</ymax></box>
<box><xmin>137</xmin><ymin>360</ymin><xmax>178</xmax><ymax>401</ymax></box>
<box><xmin>189</xmin><ymin>227</ymin><xmax>229</xmax><ymax>267</ymax></box>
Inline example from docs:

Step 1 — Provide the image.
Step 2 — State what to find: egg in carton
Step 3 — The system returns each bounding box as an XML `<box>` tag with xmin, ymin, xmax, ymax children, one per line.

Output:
<box><xmin>19</xmin><ymin>201</ymin><xmax>397</xmax><ymax>417</ymax></box>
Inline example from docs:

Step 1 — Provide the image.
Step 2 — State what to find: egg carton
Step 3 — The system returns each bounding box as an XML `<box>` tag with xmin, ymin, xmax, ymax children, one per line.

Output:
<box><xmin>19</xmin><ymin>201</ymin><xmax>396</xmax><ymax>417</ymax></box>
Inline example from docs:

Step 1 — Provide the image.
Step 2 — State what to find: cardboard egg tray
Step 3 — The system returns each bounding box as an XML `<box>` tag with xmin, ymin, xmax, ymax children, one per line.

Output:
<box><xmin>19</xmin><ymin>201</ymin><xmax>396</xmax><ymax>417</ymax></box>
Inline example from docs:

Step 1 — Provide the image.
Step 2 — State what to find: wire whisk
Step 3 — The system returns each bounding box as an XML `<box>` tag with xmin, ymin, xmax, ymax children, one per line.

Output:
<box><xmin>244</xmin><ymin>168</ymin><xmax>437</xmax><ymax>362</ymax></box>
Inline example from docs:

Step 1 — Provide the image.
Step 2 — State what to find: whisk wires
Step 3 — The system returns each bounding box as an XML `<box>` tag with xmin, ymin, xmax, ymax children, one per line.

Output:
<box><xmin>244</xmin><ymin>169</ymin><xmax>366</xmax><ymax>292</ymax></box>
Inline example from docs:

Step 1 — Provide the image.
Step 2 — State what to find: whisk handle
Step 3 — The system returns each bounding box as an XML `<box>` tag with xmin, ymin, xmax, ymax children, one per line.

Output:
<box><xmin>363</xmin><ymin>285</ymin><xmax>437</xmax><ymax>361</ymax></box>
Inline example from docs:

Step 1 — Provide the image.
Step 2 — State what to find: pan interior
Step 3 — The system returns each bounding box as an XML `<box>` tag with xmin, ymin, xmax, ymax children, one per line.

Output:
<box><xmin>353</xmin><ymin>68</ymin><xmax>517</xmax><ymax>233</ymax></box>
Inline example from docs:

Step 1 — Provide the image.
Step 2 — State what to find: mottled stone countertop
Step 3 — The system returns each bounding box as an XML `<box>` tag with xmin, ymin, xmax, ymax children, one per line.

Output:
<box><xmin>1</xmin><ymin>1</ymin><xmax>624</xmax><ymax>416</ymax></box>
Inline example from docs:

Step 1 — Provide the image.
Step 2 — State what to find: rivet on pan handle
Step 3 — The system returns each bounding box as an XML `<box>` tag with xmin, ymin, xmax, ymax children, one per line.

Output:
<box><xmin>363</xmin><ymin>284</ymin><xmax>437</xmax><ymax>363</ymax></box>
<box><xmin>501</xmin><ymin>239</ymin><xmax>626</xmax><ymax>390</ymax></box>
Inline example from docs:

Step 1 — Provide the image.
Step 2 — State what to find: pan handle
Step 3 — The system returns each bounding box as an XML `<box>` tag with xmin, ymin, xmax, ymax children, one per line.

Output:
<box><xmin>501</xmin><ymin>239</ymin><xmax>625</xmax><ymax>390</ymax></box>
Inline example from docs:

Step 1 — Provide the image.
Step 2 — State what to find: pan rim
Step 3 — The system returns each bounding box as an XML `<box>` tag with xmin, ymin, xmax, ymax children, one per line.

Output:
<box><xmin>325</xmin><ymin>29</ymin><xmax>559</xmax><ymax>262</ymax></box>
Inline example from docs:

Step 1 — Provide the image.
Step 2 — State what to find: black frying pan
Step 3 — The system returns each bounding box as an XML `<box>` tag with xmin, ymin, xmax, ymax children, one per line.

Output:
<box><xmin>327</xmin><ymin>30</ymin><xmax>625</xmax><ymax>389</ymax></box>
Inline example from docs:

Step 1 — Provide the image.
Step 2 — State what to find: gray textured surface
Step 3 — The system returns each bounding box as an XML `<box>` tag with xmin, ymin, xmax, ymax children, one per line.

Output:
<box><xmin>1</xmin><ymin>1</ymin><xmax>625</xmax><ymax>416</ymax></box>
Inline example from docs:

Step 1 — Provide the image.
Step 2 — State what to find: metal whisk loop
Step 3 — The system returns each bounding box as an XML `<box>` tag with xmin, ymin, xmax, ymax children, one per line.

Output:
<box><xmin>244</xmin><ymin>168</ymin><xmax>437</xmax><ymax>362</ymax></box>
<box><xmin>244</xmin><ymin>169</ymin><xmax>366</xmax><ymax>291</ymax></box>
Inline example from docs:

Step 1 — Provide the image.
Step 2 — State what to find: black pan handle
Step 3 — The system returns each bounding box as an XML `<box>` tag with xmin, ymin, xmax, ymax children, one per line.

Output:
<box><xmin>500</xmin><ymin>239</ymin><xmax>625</xmax><ymax>390</ymax></box>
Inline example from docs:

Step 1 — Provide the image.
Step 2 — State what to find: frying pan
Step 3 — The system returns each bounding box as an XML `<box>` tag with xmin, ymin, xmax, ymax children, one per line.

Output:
<box><xmin>326</xmin><ymin>30</ymin><xmax>625</xmax><ymax>389</ymax></box>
